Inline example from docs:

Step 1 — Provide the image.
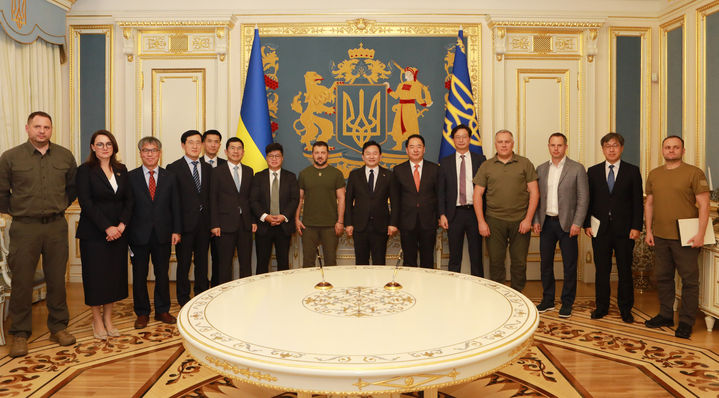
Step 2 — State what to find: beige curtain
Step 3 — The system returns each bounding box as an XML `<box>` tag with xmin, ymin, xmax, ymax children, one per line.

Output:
<box><xmin>0</xmin><ymin>32</ymin><xmax>62</xmax><ymax>152</ymax></box>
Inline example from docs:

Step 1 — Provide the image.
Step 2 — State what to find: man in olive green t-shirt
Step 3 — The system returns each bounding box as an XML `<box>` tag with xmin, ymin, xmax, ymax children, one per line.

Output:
<box><xmin>644</xmin><ymin>135</ymin><xmax>710</xmax><ymax>339</ymax></box>
<box><xmin>472</xmin><ymin>130</ymin><xmax>539</xmax><ymax>291</ymax></box>
<box><xmin>296</xmin><ymin>141</ymin><xmax>346</xmax><ymax>267</ymax></box>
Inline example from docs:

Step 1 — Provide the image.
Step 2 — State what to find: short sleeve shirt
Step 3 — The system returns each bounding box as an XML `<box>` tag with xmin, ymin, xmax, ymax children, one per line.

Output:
<box><xmin>646</xmin><ymin>162</ymin><xmax>710</xmax><ymax>240</ymax></box>
<box><xmin>473</xmin><ymin>153</ymin><xmax>538</xmax><ymax>222</ymax></box>
<box><xmin>298</xmin><ymin>165</ymin><xmax>345</xmax><ymax>227</ymax></box>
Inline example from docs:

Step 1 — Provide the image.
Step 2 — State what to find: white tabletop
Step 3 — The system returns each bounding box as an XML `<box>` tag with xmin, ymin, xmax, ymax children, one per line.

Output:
<box><xmin>178</xmin><ymin>266</ymin><xmax>538</xmax><ymax>395</ymax></box>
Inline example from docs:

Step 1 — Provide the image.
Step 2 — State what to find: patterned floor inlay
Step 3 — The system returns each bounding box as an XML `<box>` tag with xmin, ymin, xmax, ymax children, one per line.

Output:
<box><xmin>1</xmin><ymin>297</ymin><xmax>716</xmax><ymax>397</ymax></box>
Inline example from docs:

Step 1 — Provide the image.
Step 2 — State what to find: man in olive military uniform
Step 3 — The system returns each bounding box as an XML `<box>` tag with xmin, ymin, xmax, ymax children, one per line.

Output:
<box><xmin>0</xmin><ymin>111</ymin><xmax>78</xmax><ymax>357</ymax></box>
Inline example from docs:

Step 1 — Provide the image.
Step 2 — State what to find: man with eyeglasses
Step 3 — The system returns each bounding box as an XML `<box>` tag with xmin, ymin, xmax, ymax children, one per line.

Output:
<box><xmin>250</xmin><ymin>143</ymin><xmax>299</xmax><ymax>273</ymax></box>
<box><xmin>584</xmin><ymin>132</ymin><xmax>643</xmax><ymax>323</ymax></box>
<box><xmin>167</xmin><ymin>130</ymin><xmax>212</xmax><ymax>306</ymax></box>
<box><xmin>127</xmin><ymin>137</ymin><xmax>182</xmax><ymax>329</ymax></box>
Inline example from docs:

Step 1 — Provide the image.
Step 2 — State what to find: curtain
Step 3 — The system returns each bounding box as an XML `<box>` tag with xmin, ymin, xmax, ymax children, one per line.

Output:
<box><xmin>0</xmin><ymin>31</ymin><xmax>62</xmax><ymax>153</ymax></box>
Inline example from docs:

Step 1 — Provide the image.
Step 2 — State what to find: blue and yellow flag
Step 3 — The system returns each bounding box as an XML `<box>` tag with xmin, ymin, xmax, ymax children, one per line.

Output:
<box><xmin>237</xmin><ymin>28</ymin><xmax>272</xmax><ymax>172</ymax></box>
<box><xmin>439</xmin><ymin>29</ymin><xmax>483</xmax><ymax>160</ymax></box>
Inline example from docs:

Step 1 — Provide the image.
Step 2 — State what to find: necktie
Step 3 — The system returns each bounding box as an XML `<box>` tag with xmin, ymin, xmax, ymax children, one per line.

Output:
<box><xmin>271</xmin><ymin>172</ymin><xmax>280</xmax><ymax>215</ymax></box>
<box><xmin>192</xmin><ymin>161</ymin><xmax>201</xmax><ymax>192</ymax></box>
<box><xmin>459</xmin><ymin>154</ymin><xmax>467</xmax><ymax>205</ymax></box>
<box><xmin>368</xmin><ymin>169</ymin><xmax>375</xmax><ymax>193</ymax></box>
<box><xmin>413</xmin><ymin>164</ymin><xmax>421</xmax><ymax>192</ymax></box>
<box><xmin>232</xmin><ymin>165</ymin><xmax>241</xmax><ymax>192</ymax></box>
<box><xmin>209</xmin><ymin>159</ymin><xmax>215</xmax><ymax>167</ymax></box>
<box><xmin>148</xmin><ymin>170</ymin><xmax>156</xmax><ymax>201</ymax></box>
<box><xmin>608</xmin><ymin>164</ymin><xmax>615</xmax><ymax>193</ymax></box>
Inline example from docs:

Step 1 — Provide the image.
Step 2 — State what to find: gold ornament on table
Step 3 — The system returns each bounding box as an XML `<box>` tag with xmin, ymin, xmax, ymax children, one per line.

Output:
<box><xmin>384</xmin><ymin>249</ymin><xmax>404</xmax><ymax>290</ymax></box>
<box><xmin>314</xmin><ymin>248</ymin><xmax>333</xmax><ymax>290</ymax></box>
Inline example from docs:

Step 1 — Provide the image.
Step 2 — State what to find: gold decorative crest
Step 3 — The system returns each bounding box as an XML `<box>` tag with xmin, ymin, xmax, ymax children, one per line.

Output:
<box><xmin>11</xmin><ymin>0</ymin><xmax>26</xmax><ymax>30</ymax></box>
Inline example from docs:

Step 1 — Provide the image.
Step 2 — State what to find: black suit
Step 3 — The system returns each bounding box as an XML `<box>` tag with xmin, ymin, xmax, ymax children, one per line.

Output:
<box><xmin>166</xmin><ymin>157</ymin><xmax>212</xmax><ymax>306</ymax></box>
<box><xmin>345</xmin><ymin>166</ymin><xmax>392</xmax><ymax>265</ymax></box>
<box><xmin>584</xmin><ymin>161</ymin><xmax>643</xmax><ymax>314</ymax></box>
<box><xmin>438</xmin><ymin>152</ymin><xmax>486</xmax><ymax>276</ymax></box>
<box><xmin>250</xmin><ymin>168</ymin><xmax>299</xmax><ymax>274</ymax></box>
<box><xmin>390</xmin><ymin>160</ymin><xmax>439</xmax><ymax>268</ymax></box>
<box><xmin>76</xmin><ymin>164</ymin><xmax>133</xmax><ymax>306</ymax></box>
<box><xmin>202</xmin><ymin>156</ymin><xmax>227</xmax><ymax>287</ymax></box>
<box><xmin>210</xmin><ymin>162</ymin><xmax>254</xmax><ymax>282</ymax></box>
<box><xmin>127</xmin><ymin>166</ymin><xmax>181</xmax><ymax>317</ymax></box>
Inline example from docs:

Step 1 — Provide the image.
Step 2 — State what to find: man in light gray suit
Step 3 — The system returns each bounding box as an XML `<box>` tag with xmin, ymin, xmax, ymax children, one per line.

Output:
<box><xmin>532</xmin><ymin>133</ymin><xmax>589</xmax><ymax>318</ymax></box>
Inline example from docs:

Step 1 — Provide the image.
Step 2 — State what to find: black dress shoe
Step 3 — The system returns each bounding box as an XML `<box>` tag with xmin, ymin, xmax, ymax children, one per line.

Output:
<box><xmin>675</xmin><ymin>322</ymin><xmax>692</xmax><ymax>339</ymax></box>
<box><xmin>645</xmin><ymin>314</ymin><xmax>674</xmax><ymax>328</ymax></box>
<box><xmin>590</xmin><ymin>309</ymin><xmax>608</xmax><ymax>319</ymax></box>
<box><xmin>620</xmin><ymin>311</ymin><xmax>635</xmax><ymax>323</ymax></box>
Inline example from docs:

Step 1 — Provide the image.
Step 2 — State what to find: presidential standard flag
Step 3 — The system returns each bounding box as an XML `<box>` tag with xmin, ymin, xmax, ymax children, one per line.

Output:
<box><xmin>439</xmin><ymin>29</ymin><xmax>483</xmax><ymax>160</ymax></box>
<box><xmin>236</xmin><ymin>28</ymin><xmax>273</xmax><ymax>173</ymax></box>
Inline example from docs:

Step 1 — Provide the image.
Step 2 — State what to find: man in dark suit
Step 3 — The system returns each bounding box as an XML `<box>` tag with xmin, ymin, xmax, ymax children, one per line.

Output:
<box><xmin>390</xmin><ymin>134</ymin><xmax>439</xmax><ymax>268</ymax></box>
<box><xmin>210</xmin><ymin>137</ymin><xmax>255</xmax><ymax>282</ymax></box>
<box><xmin>250</xmin><ymin>143</ymin><xmax>299</xmax><ymax>274</ymax></box>
<box><xmin>201</xmin><ymin>129</ymin><xmax>226</xmax><ymax>287</ymax></box>
<box><xmin>438</xmin><ymin>124</ymin><xmax>486</xmax><ymax>276</ymax></box>
<box><xmin>584</xmin><ymin>132</ymin><xmax>643</xmax><ymax>323</ymax></box>
<box><xmin>127</xmin><ymin>136</ymin><xmax>181</xmax><ymax>329</ymax></box>
<box><xmin>345</xmin><ymin>140</ymin><xmax>394</xmax><ymax>265</ymax></box>
<box><xmin>166</xmin><ymin>130</ymin><xmax>212</xmax><ymax>306</ymax></box>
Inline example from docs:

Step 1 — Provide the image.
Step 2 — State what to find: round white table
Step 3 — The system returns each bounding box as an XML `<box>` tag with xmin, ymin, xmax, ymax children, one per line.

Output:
<box><xmin>178</xmin><ymin>266</ymin><xmax>538</xmax><ymax>396</ymax></box>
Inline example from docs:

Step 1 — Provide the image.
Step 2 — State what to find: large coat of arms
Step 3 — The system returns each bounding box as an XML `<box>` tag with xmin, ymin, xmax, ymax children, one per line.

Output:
<box><xmin>287</xmin><ymin>43</ymin><xmax>435</xmax><ymax>175</ymax></box>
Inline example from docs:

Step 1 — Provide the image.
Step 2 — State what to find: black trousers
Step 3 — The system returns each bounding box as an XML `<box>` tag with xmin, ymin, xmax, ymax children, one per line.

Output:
<box><xmin>175</xmin><ymin>225</ymin><xmax>210</xmax><ymax>306</ymax></box>
<box><xmin>130</xmin><ymin>231</ymin><xmax>171</xmax><ymax>316</ymax></box>
<box><xmin>209</xmin><ymin>236</ymin><xmax>220</xmax><ymax>287</ymax></box>
<box><xmin>539</xmin><ymin>217</ymin><xmax>578</xmax><ymax>306</ymax></box>
<box><xmin>592</xmin><ymin>225</ymin><xmax>635</xmax><ymax>313</ymax></box>
<box><xmin>400</xmin><ymin>215</ymin><xmax>436</xmax><ymax>268</ymax></box>
<box><xmin>353</xmin><ymin>223</ymin><xmax>388</xmax><ymax>265</ymax></box>
<box><xmin>255</xmin><ymin>226</ymin><xmax>291</xmax><ymax>274</ymax></box>
<box><xmin>447</xmin><ymin>206</ymin><xmax>483</xmax><ymax>276</ymax></box>
<box><xmin>215</xmin><ymin>229</ymin><xmax>253</xmax><ymax>283</ymax></box>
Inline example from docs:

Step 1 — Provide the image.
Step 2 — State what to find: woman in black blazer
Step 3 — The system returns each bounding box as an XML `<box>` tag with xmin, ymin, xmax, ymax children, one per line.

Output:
<box><xmin>76</xmin><ymin>130</ymin><xmax>132</xmax><ymax>339</ymax></box>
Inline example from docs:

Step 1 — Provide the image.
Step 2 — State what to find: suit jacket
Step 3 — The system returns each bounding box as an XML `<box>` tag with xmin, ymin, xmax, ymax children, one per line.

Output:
<box><xmin>583</xmin><ymin>160</ymin><xmax>643</xmax><ymax>236</ymax></box>
<box><xmin>127</xmin><ymin>166</ymin><xmax>181</xmax><ymax>245</ymax></box>
<box><xmin>166</xmin><ymin>157</ymin><xmax>212</xmax><ymax>233</ymax></box>
<box><xmin>200</xmin><ymin>157</ymin><xmax>227</xmax><ymax>168</ymax></box>
<box><xmin>76</xmin><ymin>163</ymin><xmax>133</xmax><ymax>240</ymax></box>
<box><xmin>345</xmin><ymin>166</ymin><xmax>392</xmax><ymax>233</ymax></box>
<box><xmin>533</xmin><ymin>157</ymin><xmax>589</xmax><ymax>232</ymax></box>
<box><xmin>390</xmin><ymin>160</ymin><xmax>439</xmax><ymax>230</ymax></box>
<box><xmin>438</xmin><ymin>151</ymin><xmax>485</xmax><ymax>222</ymax></box>
<box><xmin>250</xmin><ymin>168</ymin><xmax>300</xmax><ymax>236</ymax></box>
<box><xmin>210</xmin><ymin>162</ymin><xmax>254</xmax><ymax>233</ymax></box>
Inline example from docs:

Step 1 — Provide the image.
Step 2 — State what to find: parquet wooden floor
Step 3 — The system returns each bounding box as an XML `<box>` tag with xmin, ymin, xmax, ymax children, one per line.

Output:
<box><xmin>0</xmin><ymin>280</ymin><xmax>717</xmax><ymax>397</ymax></box>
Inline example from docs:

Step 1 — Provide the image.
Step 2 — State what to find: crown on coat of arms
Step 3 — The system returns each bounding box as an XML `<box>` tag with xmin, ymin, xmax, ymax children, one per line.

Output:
<box><xmin>348</xmin><ymin>43</ymin><xmax>375</xmax><ymax>59</ymax></box>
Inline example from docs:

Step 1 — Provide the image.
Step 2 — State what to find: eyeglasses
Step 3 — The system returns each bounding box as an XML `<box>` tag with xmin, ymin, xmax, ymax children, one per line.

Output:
<box><xmin>141</xmin><ymin>148</ymin><xmax>160</xmax><ymax>154</ymax></box>
<box><xmin>267</xmin><ymin>154</ymin><xmax>282</xmax><ymax>159</ymax></box>
<box><xmin>602</xmin><ymin>144</ymin><xmax>621</xmax><ymax>149</ymax></box>
<box><xmin>94</xmin><ymin>142</ymin><xmax>113</xmax><ymax>149</ymax></box>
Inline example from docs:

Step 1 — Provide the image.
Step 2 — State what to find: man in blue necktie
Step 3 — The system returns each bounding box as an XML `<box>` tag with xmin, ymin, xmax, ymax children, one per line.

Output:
<box><xmin>167</xmin><ymin>130</ymin><xmax>212</xmax><ymax>306</ymax></box>
<box><xmin>583</xmin><ymin>132</ymin><xmax>643</xmax><ymax>323</ymax></box>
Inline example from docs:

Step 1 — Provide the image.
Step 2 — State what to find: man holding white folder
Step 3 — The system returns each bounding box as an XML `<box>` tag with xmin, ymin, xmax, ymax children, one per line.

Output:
<box><xmin>644</xmin><ymin>135</ymin><xmax>711</xmax><ymax>339</ymax></box>
<box><xmin>584</xmin><ymin>133</ymin><xmax>643</xmax><ymax>323</ymax></box>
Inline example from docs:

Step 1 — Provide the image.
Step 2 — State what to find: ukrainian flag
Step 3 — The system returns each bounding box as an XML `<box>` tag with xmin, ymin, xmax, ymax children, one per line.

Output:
<box><xmin>237</xmin><ymin>28</ymin><xmax>272</xmax><ymax>172</ymax></box>
<box><xmin>439</xmin><ymin>29</ymin><xmax>483</xmax><ymax>160</ymax></box>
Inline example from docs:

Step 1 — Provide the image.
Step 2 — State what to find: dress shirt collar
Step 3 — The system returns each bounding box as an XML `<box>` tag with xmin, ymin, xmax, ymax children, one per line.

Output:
<box><xmin>550</xmin><ymin>156</ymin><xmax>567</xmax><ymax>169</ymax></box>
<box><xmin>203</xmin><ymin>154</ymin><xmax>219</xmax><ymax>166</ymax></box>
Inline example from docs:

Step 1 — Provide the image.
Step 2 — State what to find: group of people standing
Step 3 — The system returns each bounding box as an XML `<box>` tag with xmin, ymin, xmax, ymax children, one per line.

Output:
<box><xmin>0</xmin><ymin>112</ymin><xmax>710</xmax><ymax>359</ymax></box>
